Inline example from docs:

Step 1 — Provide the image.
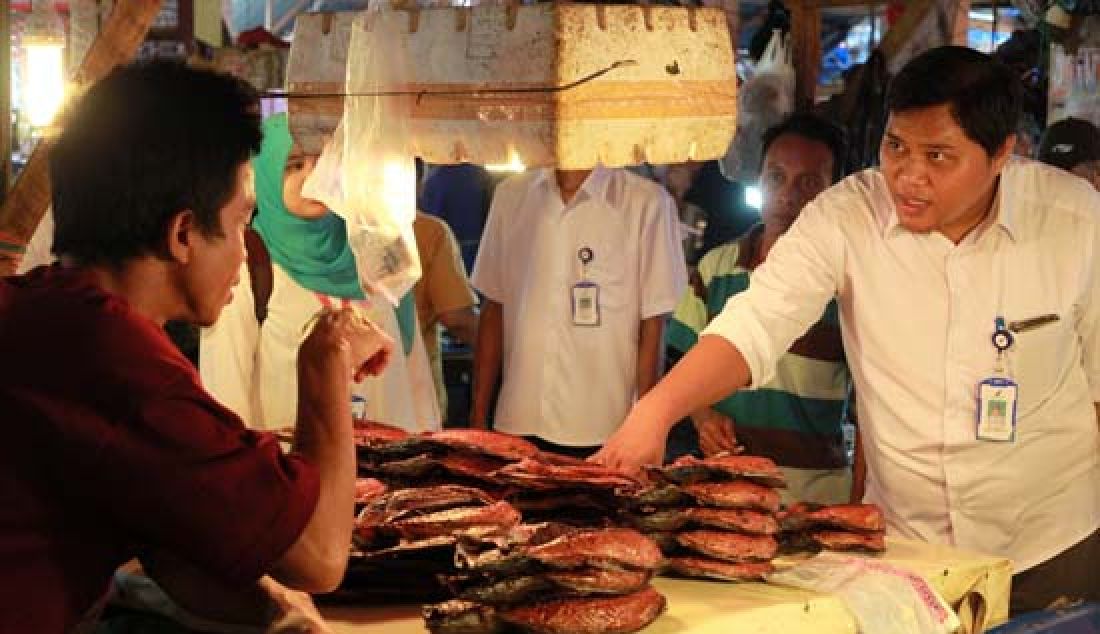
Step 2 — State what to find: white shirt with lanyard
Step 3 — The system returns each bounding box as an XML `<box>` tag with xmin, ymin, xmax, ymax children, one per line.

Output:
<box><xmin>979</xmin><ymin>241</ymin><xmax>1065</xmax><ymax>442</ymax></box>
<box><xmin>471</xmin><ymin>166</ymin><xmax>687</xmax><ymax>446</ymax></box>
<box><xmin>572</xmin><ymin>246</ymin><xmax>600</xmax><ymax>326</ymax></box>
<box><xmin>702</xmin><ymin>159</ymin><xmax>1100</xmax><ymax>571</ymax></box>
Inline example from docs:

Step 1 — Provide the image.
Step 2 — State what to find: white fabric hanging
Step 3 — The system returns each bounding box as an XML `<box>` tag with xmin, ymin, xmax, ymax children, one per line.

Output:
<box><xmin>200</xmin><ymin>261</ymin><xmax>440</xmax><ymax>433</ymax></box>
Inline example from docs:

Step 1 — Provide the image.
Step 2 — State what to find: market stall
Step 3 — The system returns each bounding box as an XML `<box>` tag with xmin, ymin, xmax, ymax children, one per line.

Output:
<box><xmin>319</xmin><ymin>538</ymin><xmax>1011</xmax><ymax>633</ymax></box>
<box><xmin>309</xmin><ymin>423</ymin><xmax>1015</xmax><ymax>634</ymax></box>
<box><xmin>2</xmin><ymin>3</ymin><xmax>1095</xmax><ymax>633</ymax></box>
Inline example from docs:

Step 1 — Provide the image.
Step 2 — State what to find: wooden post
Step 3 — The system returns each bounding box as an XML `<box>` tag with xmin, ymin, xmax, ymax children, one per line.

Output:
<box><xmin>0</xmin><ymin>0</ymin><xmax>162</xmax><ymax>273</ymax></box>
<box><xmin>0</xmin><ymin>0</ymin><xmax>10</xmax><ymax>200</ymax></box>
<box><xmin>790</xmin><ymin>0</ymin><xmax>822</xmax><ymax>109</ymax></box>
<box><xmin>0</xmin><ymin>0</ymin><xmax>14</xmax><ymax>270</ymax></box>
<box><xmin>952</xmin><ymin>0</ymin><xmax>971</xmax><ymax>46</ymax></box>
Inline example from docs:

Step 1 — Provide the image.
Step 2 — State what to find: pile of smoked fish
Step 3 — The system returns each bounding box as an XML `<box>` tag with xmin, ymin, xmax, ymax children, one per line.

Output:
<box><xmin>346</xmin><ymin>422</ymin><xmax>668</xmax><ymax>633</ymax></box>
<box><xmin>777</xmin><ymin>502</ymin><xmax>886</xmax><ymax>553</ymax></box>
<box><xmin>342</xmin><ymin>423</ymin><xmax>538</xmax><ymax>603</ymax></box>
<box><xmin>622</xmin><ymin>454</ymin><xmax>788</xmax><ymax>581</ymax></box>
<box><xmin>333</xmin><ymin>421</ymin><xmax>884</xmax><ymax>631</ymax></box>
<box><xmin>426</xmin><ymin>524</ymin><xmax>666</xmax><ymax>634</ymax></box>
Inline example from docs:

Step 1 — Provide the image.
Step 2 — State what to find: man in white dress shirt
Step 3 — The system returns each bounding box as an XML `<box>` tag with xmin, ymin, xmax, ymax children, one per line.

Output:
<box><xmin>471</xmin><ymin>166</ymin><xmax>686</xmax><ymax>458</ymax></box>
<box><xmin>595</xmin><ymin>46</ymin><xmax>1099</xmax><ymax>613</ymax></box>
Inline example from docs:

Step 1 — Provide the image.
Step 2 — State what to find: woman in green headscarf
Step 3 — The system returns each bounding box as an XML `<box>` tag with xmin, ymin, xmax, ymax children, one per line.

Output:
<box><xmin>200</xmin><ymin>113</ymin><xmax>440</xmax><ymax>432</ymax></box>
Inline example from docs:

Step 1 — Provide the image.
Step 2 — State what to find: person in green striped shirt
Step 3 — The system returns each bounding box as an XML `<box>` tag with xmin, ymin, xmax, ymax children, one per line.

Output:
<box><xmin>666</xmin><ymin>112</ymin><xmax>852</xmax><ymax>504</ymax></box>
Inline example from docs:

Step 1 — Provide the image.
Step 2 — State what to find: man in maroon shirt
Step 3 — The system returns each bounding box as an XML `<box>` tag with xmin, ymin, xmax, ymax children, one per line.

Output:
<box><xmin>0</xmin><ymin>61</ymin><xmax>393</xmax><ymax>632</ymax></box>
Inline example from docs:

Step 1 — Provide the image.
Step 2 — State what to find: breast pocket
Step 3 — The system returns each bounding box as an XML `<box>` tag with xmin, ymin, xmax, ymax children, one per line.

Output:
<box><xmin>582</xmin><ymin>235</ymin><xmax>632</xmax><ymax>313</ymax></box>
<box><xmin>1008</xmin><ymin>307</ymin><xmax>1078</xmax><ymax>416</ymax></box>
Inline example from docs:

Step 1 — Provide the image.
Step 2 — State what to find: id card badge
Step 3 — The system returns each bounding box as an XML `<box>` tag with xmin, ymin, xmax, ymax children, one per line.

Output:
<box><xmin>976</xmin><ymin>376</ymin><xmax>1018</xmax><ymax>442</ymax></box>
<box><xmin>572</xmin><ymin>281</ymin><xmax>600</xmax><ymax>327</ymax></box>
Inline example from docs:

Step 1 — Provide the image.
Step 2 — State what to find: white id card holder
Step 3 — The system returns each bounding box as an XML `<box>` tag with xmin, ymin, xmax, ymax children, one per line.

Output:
<box><xmin>572</xmin><ymin>281</ymin><xmax>600</xmax><ymax>326</ymax></box>
<box><xmin>976</xmin><ymin>377</ymin><xmax>1018</xmax><ymax>442</ymax></box>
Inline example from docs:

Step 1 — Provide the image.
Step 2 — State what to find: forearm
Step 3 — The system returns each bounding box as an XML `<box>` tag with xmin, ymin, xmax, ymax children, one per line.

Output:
<box><xmin>633</xmin><ymin>334</ymin><xmax>751</xmax><ymax>436</ymax></box>
<box><xmin>440</xmin><ymin>306</ymin><xmax>480</xmax><ymax>347</ymax></box>
<box><xmin>471</xmin><ymin>300</ymin><xmax>502</xmax><ymax>426</ymax></box>
<box><xmin>273</xmin><ymin>359</ymin><xmax>355</xmax><ymax>591</ymax></box>
<box><xmin>636</xmin><ymin>316</ymin><xmax>666</xmax><ymax>397</ymax></box>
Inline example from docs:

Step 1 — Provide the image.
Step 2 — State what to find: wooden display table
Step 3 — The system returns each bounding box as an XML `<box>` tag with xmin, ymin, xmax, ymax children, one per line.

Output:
<box><xmin>320</xmin><ymin>538</ymin><xmax>1012</xmax><ymax>633</ymax></box>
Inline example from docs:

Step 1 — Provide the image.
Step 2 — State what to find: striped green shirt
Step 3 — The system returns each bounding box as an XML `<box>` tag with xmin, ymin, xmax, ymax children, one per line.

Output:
<box><xmin>667</xmin><ymin>225</ymin><xmax>849</xmax><ymax>468</ymax></box>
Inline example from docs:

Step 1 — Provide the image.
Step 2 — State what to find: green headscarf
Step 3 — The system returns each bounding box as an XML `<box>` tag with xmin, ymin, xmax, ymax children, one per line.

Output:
<box><xmin>252</xmin><ymin>113</ymin><xmax>417</xmax><ymax>354</ymax></box>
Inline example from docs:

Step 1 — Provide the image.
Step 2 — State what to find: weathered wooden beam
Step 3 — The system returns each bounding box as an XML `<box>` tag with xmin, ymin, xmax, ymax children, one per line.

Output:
<box><xmin>952</xmin><ymin>0</ymin><xmax>971</xmax><ymax>46</ymax></box>
<box><xmin>0</xmin><ymin>0</ymin><xmax>10</xmax><ymax>201</ymax></box>
<box><xmin>790</xmin><ymin>0</ymin><xmax>823</xmax><ymax>109</ymax></box>
<box><xmin>0</xmin><ymin>0</ymin><xmax>163</xmax><ymax>273</ymax></box>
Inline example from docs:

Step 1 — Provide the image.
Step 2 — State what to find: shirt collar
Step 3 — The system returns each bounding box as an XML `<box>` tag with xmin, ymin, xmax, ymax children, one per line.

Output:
<box><xmin>881</xmin><ymin>170</ymin><xmax>1017</xmax><ymax>244</ymax></box>
<box><xmin>532</xmin><ymin>165</ymin><xmax>613</xmax><ymax>207</ymax></box>
<box><xmin>993</xmin><ymin>173</ymin><xmax>1018</xmax><ymax>242</ymax></box>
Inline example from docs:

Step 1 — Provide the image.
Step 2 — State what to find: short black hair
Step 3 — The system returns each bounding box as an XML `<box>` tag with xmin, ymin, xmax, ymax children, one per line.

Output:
<box><xmin>761</xmin><ymin>112</ymin><xmax>848</xmax><ymax>182</ymax></box>
<box><xmin>50</xmin><ymin>60</ymin><xmax>262</xmax><ymax>265</ymax></box>
<box><xmin>886</xmin><ymin>45</ymin><xmax>1021</xmax><ymax>158</ymax></box>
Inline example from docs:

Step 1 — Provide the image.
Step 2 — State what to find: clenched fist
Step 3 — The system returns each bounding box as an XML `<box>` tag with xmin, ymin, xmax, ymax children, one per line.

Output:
<box><xmin>300</xmin><ymin>307</ymin><xmax>394</xmax><ymax>383</ymax></box>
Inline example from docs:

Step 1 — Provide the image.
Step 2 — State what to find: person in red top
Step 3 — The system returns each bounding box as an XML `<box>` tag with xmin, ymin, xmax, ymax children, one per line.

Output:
<box><xmin>0</xmin><ymin>61</ymin><xmax>393</xmax><ymax>632</ymax></box>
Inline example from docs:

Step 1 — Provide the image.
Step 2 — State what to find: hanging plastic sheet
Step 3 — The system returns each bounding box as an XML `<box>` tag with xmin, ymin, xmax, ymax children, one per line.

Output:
<box><xmin>720</xmin><ymin>29</ymin><xmax>794</xmax><ymax>183</ymax></box>
<box><xmin>303</xmin><ymin>4</ymin><xmax>421</xmax><ymax>306</ymax></box>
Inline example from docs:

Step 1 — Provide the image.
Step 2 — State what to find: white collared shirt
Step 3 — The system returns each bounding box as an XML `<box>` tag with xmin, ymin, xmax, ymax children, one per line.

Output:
<box><xmin>704</xmin><ymin>159</ymin><xmax>1100</xmax><ymax>570</ymax></box>
<box><xmin>472</xmin><ymin>166</ymin><xmax>686</xmax><ymax>446</ymax></box>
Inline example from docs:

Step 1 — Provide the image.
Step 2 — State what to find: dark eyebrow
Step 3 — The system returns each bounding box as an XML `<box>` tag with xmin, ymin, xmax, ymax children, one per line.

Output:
<box><xmin>884</xmin><ymin>132</ymin><xmax>956</xmax><ymax>151</ymax></box>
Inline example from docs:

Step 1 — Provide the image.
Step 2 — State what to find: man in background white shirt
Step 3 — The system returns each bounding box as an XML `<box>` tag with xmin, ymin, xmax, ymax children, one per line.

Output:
<box><xmin>471</xmin><ymin>166</ymin><xmax>686</xmax><ymax>458</ymax></box>
<box><xmin>595</xmin><ymin>46</ymin><xmax>1099</xmax><ymax>613</ymax></box>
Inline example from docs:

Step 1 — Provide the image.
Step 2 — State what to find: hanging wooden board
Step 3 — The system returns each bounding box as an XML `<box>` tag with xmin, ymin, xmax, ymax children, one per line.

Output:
<box><xmin>287</xmin><ymin>4</ymin><xmax>737</xmax><ymax>169</ymax></box>
<box><xmin>286</xmin><ymin>11</ymin><xmax>357</xmax><ymax>157</ymax></box>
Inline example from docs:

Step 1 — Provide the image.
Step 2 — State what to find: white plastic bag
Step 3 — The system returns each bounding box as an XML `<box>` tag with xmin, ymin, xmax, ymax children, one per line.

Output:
<box><xmin>750</xmin><ymin>27</ymin><xmax>796</xmax><ymax>110</ymax></box>
<box><xmin>302</xmin><ymin>4</ymin><xmax>421</xmax><ymax>306</ymax></box>
<box><xmin>768</xmin><ymin>553</ymin><xmax>962</xmax><ymax>634</ymax></box>
<box><xmin>720</xmin><ymin>28</ymin><xmax>795</xmax><ymax>183</ymax></box>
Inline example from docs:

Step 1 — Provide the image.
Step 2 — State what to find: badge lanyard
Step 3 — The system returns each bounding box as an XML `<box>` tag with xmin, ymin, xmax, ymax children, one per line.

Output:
<box><xmin>571</xmin><ymin>246</ymin><xmax>600</xmax><ymax>327</ymax></box>
<box><xmin>977</xmin><ymin>245</ymin><xmax>1018</xmax><ymax>442</ymax></box>
<box><xmin>990</xmin><ymin>317</ymin><xmax>1013</xmax><ymax>376</ymax></box>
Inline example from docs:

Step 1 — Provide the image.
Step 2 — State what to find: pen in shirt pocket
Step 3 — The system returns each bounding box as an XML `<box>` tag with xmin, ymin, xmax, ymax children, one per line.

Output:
<box><xmin>1007</xmin><ymin>314</ymin><xmax>1059</xmax><ymax>334</ymax></box>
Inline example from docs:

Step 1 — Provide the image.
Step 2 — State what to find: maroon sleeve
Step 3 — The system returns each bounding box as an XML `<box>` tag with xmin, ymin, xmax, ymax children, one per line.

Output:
<box><xmin>83</xmin><ymin>376</ymin><xmax>320</xmax><ymax>584</ymax></box>
<box><xmin>5</xmin><ymin>275</ymin><xmax>322</xmax><ymax>584</ymax></box>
